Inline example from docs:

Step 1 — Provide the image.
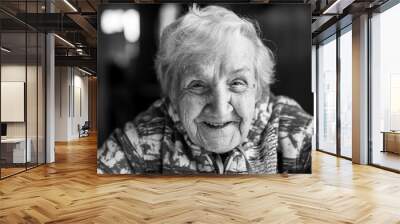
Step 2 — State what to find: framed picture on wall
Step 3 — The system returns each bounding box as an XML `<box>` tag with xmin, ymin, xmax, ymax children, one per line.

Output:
<box><xmin>1</xmin><ymin>81</ymin><xmax>25</xmax><ymax>122</ymax></box>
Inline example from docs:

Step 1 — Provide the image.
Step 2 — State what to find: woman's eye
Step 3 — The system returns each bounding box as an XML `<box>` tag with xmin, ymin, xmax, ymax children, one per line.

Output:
<box><xmin>186</xmin><ymin>81</ymin><xmax>207</xmax><ymax>94</ymax></box>
<box><xmin>230</xmin><ymin>79</ymin><xmax>248</xmax><ymax>92</ymax></box>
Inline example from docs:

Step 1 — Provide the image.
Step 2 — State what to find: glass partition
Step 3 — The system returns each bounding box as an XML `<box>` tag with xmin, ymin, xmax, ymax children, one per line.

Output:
<box><xmin>1</xmin><ymin>30</ymin><xmax>28</xmax><ymax>177</ymax></box>
<box><xmin>0</xmin><ymin>1</ymin><xmax>46</xmax><ymax>179</ymax></box>
<box><xmin>38</xmin><ymin>32</ymin><xmax>45</xmax><ymax>165</ymax></box>
<box><xmin>26</xmin><ymin>0</ymin><xmax>44</xmax><ymax>169</ymax></box>
<box><xmin>27</xmin><ymin>30</ymin><xmax>38</xmax><ymax>169</ymax></box>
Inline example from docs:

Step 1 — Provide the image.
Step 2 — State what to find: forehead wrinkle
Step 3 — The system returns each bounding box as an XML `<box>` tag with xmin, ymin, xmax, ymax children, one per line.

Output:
<box><xmin>193</xmin><ymin>57</ymin><xmax>223</xmax><ymax>83</ymax></box>
<box><xmin>221</xmin><ymin>34</ymin><xmax>255</xmax><ymax>71</ymax></box>
<box><xmin>181</xmin><ymin>33</ymin><xmax>255</xmax><ymax>84</ymax></box>
<box><xmin>194</xmin><ymin>54</ymin><xmax>252</xmax><ymax>83</ymax></box>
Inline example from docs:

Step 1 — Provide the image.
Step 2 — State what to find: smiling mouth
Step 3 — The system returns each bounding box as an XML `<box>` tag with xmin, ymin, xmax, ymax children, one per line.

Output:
<box><xmin>202</xmin><ymin>121</ymin><xmax>235</xmax><ymax>129</ymax></box>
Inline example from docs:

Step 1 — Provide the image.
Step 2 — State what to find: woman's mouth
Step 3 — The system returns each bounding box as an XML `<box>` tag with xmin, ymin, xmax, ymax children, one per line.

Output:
<box><xmin>202</xmin><ymin>121</ymin><xmax>235</xmax><ymax>129</ymax></box>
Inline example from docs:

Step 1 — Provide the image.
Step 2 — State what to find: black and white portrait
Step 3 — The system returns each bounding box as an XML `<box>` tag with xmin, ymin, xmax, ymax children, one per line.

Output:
<box><xmin>97</xmin><ymin>3</ymin><xmax>313</xmax><ymax>175</ymax></box>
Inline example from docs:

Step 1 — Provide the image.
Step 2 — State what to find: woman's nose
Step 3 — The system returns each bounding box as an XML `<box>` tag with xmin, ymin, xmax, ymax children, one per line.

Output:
<box><xmin>207</xmin><ymin>86</ymin><xmax>233</xmax><ymax>117</ymax></box>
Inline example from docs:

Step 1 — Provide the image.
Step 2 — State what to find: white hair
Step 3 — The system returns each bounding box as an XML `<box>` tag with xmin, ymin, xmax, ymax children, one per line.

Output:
<box><xmin>155</xmin><ymin>5</ymin><xmax>275</xmax><ymax>102</ymax></box>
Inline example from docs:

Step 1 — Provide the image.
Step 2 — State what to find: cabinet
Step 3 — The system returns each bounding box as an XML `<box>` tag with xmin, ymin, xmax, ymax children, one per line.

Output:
<box><xmin>0</xmin><ymin>138</ymin><xmax>32</xmax><ymax>165</ymax></box>
<box><xmin>382</xmin><ymin>132</ymin><xmax>400</xmax><ymax>154</ymax></box>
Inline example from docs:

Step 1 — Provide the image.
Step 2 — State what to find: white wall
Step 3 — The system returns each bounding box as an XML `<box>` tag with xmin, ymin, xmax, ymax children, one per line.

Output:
<box><xmin>55</xmin><ymin>67</ymin><xmax>89</xmax><ymax>141</ymax></box>
<box><xmin>55</xmin><ymin>66</ymin><xmax>69</xmax><ymax>141</ymax></box>
<box><xmin>71</xmin><ymin>72</ymin><xmax>89</xmax><ymax>138</ymax></box>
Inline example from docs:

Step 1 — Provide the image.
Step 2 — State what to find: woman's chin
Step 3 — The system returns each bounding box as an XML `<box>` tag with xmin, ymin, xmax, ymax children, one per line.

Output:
<box><xmin>200</xmin><ymin>139</ymin><xmax>241</xmax><ymax>154</ymax></box>
<box><xmin>194</xmin><ymin>123</ymin><xmax>243</xmax><ymax>153</ymax></box>
<box><xmin>204</xmin><ymin>146</ymin><xmax>234</xmax><ymax>154</ymax></box>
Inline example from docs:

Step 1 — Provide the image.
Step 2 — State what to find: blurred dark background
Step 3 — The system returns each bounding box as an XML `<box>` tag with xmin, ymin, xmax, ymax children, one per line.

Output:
<box><xmin>98</xmin><ymin>3</ymin><xmax>312</xmax><ymax>146</ymax></box>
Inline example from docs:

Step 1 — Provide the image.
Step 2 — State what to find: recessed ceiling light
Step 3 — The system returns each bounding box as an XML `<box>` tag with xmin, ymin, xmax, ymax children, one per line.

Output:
<box><xmin>78</xmin><ymin>67</ymin><xmax>92</xmax><ymax>76</ymax></box>
<box><xmin>322</xmin><ymin>0</ymin><xmax>355</xmax><ymax>15</ymax></box>
<box><xmin>54</xmin><ymin>34</ymin><xmax>75</xmax><ymax>48</ymax></box>
<box><xmin>63</xmin><ymin>0</ymin><xmax>78</xmax><ymax>12</ymax></box>
<box><xmin>1</xmin><ymin>47</ymin><xmax>11</xmax><ymax>53</ymax></box>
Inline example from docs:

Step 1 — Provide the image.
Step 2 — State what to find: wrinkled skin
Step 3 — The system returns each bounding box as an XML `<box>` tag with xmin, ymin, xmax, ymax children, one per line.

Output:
<box><xmin>175</xmin><ymin>34</ymin><xmax>259</xmax><ymax>154</ymax></box>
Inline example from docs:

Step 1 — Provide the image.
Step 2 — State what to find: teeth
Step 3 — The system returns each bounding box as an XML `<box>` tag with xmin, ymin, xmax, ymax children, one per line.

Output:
<box><xmin>204</xmin><ymin>121</ymin><xmax>231</xmax><ymax>127</ymax></box>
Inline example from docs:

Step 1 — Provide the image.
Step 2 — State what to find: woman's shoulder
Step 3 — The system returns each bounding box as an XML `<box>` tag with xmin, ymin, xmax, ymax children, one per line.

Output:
<box><xmin>254</xmin><ymin>95</ymin><xmax>312</xmax><ymax>125</ymax></box>
<box><xmin>265</xmin><ymin>95</ymin><xmax>313</xmax><ymax>173</ymax></box>
<box><xmin>123</xmin><ymin>98</ymin><xmax>172</xmax><ymax>153</ymax></box>
<box><xmin>97</xmin><ymin>99</ymin><xmax>171</xmax><ymax>174</ymax></box>
<box><xmin>262</xmin><ymin>95</ymin><xmax>313</xmax><ymax>123</ymax></box>
<box><xmin>132</xmin><ymin>98</ymin><xmax>170</xmax><ymax>135</ymax></box>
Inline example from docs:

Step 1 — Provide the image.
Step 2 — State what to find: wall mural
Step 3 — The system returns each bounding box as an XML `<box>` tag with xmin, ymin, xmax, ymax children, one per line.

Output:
<box><xmin>97</xmin><ymin>3</ymin><xmax>313</xmax><ymax>175</ymax></box>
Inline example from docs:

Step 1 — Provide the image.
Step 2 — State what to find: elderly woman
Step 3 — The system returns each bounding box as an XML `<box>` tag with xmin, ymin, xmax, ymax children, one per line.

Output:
<box><xmin>98</xmin><ymin>5</ymin><xmax>313</xmax><ymax>174</ymax></box>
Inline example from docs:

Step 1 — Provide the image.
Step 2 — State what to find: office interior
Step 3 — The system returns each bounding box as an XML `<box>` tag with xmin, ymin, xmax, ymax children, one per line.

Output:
<box><xmin>0</xmin><ymin>0</ymin><xmax>400</xmax><ymax>222</ymax></box>
<box><xmin>314</xmin><ymin>0</ymin><xmax>400</xmax><ymax>172</ymax></box>
<box><xmin>0</xmin><ymin>0</ymin><xmax>97</xmax><ymax>179</ymax></box>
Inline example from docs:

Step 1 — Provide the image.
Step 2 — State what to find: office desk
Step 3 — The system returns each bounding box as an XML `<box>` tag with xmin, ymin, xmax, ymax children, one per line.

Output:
<box><xmin>1</xmin><ymin>138</ymin><xmax>31</xmax><ymax>163</ymax></box>
<box><xmin>382</xmin><ymin>131</ymin><xmax>400</xmax><ymax>154</ymax></box>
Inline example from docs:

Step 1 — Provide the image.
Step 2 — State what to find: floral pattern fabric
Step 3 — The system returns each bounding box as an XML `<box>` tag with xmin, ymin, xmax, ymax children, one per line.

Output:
<box><xmin>97</xmin><ymin>95</ymin><xmax>313</xmax><ymax>175</ymax></box>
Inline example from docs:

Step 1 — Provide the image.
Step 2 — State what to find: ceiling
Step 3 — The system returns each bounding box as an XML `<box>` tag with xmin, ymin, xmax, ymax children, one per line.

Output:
<box><xmin>0</xmin><ymin>0</ymin><xmax>391</xmax><ymax>75</ymax></box>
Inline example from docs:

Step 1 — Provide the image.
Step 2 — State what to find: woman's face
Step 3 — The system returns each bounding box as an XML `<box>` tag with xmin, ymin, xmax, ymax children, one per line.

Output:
<box><xmin>175</xmin><ymin>34</ymin><xmax>258</xmax><ymax>154</ymax></box>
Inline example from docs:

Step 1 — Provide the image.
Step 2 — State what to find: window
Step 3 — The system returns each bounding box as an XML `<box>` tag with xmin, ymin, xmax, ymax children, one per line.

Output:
<box><xmin>370</xmin><ymin>2</ymin><xmax>400</xmax><ymax>171</ymax></box>
<box><xmin>339</xmin><ymin>27</ymin><xmax>352</xmax><ymax>158</ymax></box>
<box><xmin>317</xmin><ymin>35</ymin><xmax>337</xmax><ymax>155</ymax></box>
<box><xmin>316</xmin><ymin>24</ymin><xmax>353</xmax><ymax>159</ymax></box>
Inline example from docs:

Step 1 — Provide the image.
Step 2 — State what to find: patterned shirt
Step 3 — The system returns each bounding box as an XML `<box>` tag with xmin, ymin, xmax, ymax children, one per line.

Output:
<box><xmin>97</xmin><ymin>95</ymin><xmax>313</xmax><ymax>174</ymax></box>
